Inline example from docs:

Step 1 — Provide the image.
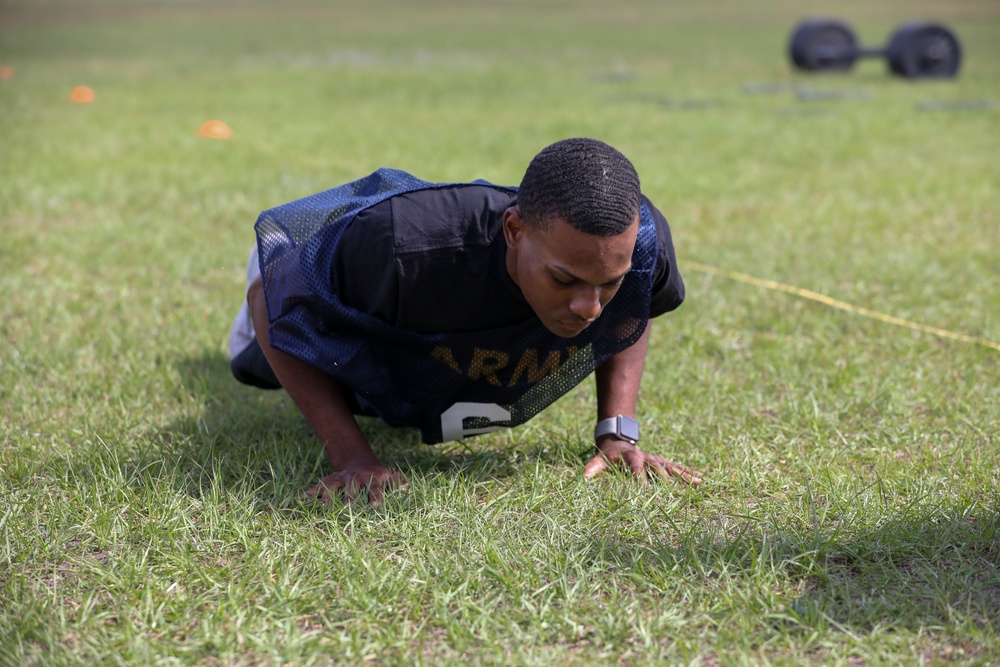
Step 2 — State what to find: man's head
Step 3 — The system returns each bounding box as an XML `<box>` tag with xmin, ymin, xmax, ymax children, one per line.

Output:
<box><xmin>504</xmin><ymin>138</ymin><xmax>642</xmax><ymax>338</ymax></box>
<box><xmin>516</xmin><ymin>137</ymin><xmax>641</xmax><ymax>236</ymax></box>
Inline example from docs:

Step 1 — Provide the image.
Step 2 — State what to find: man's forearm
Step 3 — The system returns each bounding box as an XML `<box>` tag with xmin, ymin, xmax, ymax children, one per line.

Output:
<box><xmin>247</xmin><ymin>277</ymin><xmax>379</xmax><ymax>469</ymax></box>
<box><xmin>594</xmin><ymin>322</ymin><xmax>651</xmax><ymax>421</ymax></box>
<box><xmin>584</xmin><ymin>320</ymin><xmax>702</xmax><ymax>483</ymax></box>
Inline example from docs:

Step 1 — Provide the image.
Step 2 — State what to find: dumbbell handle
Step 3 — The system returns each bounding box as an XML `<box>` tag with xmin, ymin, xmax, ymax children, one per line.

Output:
<box><xmin>812</xmin><ymin>45</ymin><xmax>887</xmax><ymax>59</ymax></box>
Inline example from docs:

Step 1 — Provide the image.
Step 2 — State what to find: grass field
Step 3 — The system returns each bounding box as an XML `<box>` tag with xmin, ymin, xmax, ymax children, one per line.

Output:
<box><xmin>2</xmin><ymin>0</ymin><xmax>999</xmax><ymax>664</ymax></box>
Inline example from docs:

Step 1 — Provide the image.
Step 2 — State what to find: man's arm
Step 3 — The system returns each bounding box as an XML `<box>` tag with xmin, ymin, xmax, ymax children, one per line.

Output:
<box><xmin>247</xmin><ymin>276</ymin><xmax>407</xmax><ymax>505</ymax></box>
<box><xmin>583</xmin><ymin>323</ymin><xmax>702</xmax><ymax>484</ymax></box>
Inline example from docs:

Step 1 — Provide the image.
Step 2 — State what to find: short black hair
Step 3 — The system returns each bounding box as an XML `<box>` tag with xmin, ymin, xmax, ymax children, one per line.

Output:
<box><xmin>517</xmin><ymin>137</ymin><xmax>641</xmax><ymax>237</ymax></box>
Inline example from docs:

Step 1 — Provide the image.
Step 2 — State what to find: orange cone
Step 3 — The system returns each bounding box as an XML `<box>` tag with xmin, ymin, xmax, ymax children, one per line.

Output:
<box><xmin>69</xmin><ymin>85</ymin><xmax>96</xmax><ymax>103</ymax></box>
<box><xmin>198</xmin><ymin>120</ymin><xmax>232</xmax><ymax>139</ymax></box>
<box><xmin>0</xmin><ymin>66</ymin><xmax>13</xmax><ymax>80</ymax></box>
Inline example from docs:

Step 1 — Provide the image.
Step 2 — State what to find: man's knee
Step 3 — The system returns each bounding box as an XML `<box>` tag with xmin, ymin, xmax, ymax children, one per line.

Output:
<box><xmin>230</xmin><ymin>339</ymin><xmax>281</xmax><ymax>390</ymax></box>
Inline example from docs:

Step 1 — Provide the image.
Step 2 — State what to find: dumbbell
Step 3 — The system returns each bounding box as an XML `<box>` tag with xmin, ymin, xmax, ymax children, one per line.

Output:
<box><xmin>789</xmin><ymin>19</ymin><xmax>962</xmax><ymax>79</ymax></box>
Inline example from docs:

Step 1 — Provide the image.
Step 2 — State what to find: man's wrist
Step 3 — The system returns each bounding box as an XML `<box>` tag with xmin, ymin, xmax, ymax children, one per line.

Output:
<box><xmin>321</xmin><ymin>432</ymin><xmax>380</xmax><ymax>470</ymax></box>
<box><xmin>594</xmin><ymin>415</ymin><xmax>639</xmax><ymax>444</ymax></box>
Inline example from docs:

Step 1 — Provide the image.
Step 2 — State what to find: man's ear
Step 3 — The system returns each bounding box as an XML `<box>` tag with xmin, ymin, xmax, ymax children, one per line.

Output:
<box><xmin>502</xmin><ymin>206</ymin><xmax>524</xmax><ymax>247</ymax></box>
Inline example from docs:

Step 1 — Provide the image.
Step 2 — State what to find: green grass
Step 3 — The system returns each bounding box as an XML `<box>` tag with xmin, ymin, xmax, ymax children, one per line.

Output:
<box><xmin>2</xmin><ymin>0</ymin><xmax>999</xmax><ymax>664</ymax></box>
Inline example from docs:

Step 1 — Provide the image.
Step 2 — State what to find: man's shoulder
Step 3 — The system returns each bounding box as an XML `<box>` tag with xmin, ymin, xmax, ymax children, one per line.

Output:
<box><xmin>641</xmin><ymin>194</ymin><xmax>668</xmax><ymax>224</ymax></box>
<box><xmin>357</xmin><ymin>182</ymin><xmax>517</xmax><ymax>255</ymax></box>
<box><xmin>331</xmin><ymin>179</ymin><xmax>523</xmax><ymax>331</ymax></box>
<box><xmin>639</xmin><ymin>193</ymin><xmax>685</xmax><ymax>316</ymax></box>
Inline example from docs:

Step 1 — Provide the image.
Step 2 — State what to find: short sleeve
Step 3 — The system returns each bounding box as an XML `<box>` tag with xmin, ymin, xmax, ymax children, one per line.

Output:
<box><xmin>645</xmin><ymin>197</ymin><xmax>685</xmax><ymax>317</ymax></box>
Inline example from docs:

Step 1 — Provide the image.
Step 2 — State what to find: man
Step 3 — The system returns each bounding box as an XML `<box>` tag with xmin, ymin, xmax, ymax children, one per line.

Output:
<box><xmin>228</xmin><ymin>137</ymin><xmax>701</xmax><ymax>506</ymax></box>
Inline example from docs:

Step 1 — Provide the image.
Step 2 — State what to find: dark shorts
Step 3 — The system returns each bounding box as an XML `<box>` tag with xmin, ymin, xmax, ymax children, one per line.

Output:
<box><xmin>230</xmin><ymin>339</ymin><xmax>371</xmax><ymax>415</ymax></box>
<box><xmin>230</xmin><ymin>338</ymin><xmax>281</xmax><ymax>390</ymax></box>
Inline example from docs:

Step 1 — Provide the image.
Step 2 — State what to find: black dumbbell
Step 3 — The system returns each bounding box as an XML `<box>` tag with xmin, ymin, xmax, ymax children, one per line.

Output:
<box><xmin>789</xmin><ymin>19</ymin><xmax>962</xmax><ymax>79</ymax></box>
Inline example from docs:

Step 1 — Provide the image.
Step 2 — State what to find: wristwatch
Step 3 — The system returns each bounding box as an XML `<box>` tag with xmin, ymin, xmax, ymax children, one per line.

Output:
<box><xmin>594</xmin><ymin>415</ymin><xmax>640</xmax><ymax>444</ymax></box>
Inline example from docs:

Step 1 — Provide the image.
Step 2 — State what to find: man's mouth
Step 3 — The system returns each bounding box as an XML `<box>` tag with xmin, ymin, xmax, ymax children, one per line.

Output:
<box><xmin>560</xmin><ymin>319</ymin><xmax>593</xmax><ymax>332</ymax></box>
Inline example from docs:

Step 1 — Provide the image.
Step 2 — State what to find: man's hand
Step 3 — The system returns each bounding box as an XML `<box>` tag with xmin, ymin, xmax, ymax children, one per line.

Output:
<box><xmin>248</xmin><ymin>278</ymin><xmax>409</xmax><ymax>508</ymax></box>
<box><xmin>590</xmin><ymin>324</ymin><xmax>700</xmax><ymax>486</ymax></box>
<box><xmin>306</xmin><ymin>464</ymin><xmax>409</xmax><ymax>507</ymax></box>
<box><xmin>583</xmin><ymin>438</ymin><xmax>702</xmax><ymax>485</ymax></box>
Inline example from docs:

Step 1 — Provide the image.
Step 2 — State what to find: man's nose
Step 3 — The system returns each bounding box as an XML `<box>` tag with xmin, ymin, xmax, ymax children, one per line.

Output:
<box><xmin>568</xmin><ymin>287</ymin><xmax>601</xmax><ymax>321</ymax></box>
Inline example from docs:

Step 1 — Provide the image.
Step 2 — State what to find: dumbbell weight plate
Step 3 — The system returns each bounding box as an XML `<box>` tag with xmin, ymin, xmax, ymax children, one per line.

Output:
<box><xmin>886</xmin><ymin>23</ymin><xmax>962</xmax><ymax>78</ymax></box>
<box><xmin>789</xmin><ymin>19</ymin><xmax>859</xmax><ymax>71</ymax></box>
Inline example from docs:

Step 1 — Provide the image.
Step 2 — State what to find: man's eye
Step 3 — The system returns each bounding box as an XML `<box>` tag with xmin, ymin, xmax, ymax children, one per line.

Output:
<box><xmin>552</xmin><ymin>275</ymin><xmax>574</xmax><ymax>286</ymax></box>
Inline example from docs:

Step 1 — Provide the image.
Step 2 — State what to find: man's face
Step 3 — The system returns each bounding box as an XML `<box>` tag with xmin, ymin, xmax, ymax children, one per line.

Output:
<box><xmin>503</xmin><ymin>207</ymin><xmax>638</xmax><ymax>338</ymax></box>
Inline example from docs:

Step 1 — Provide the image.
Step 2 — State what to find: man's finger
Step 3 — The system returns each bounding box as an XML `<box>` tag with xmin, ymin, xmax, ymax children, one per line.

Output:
<box><xmin>662</xmin><ymin>461</ymin><xmax>703</xmax><ymax>485</ymax></box>
<box><xmin>583</xmin><ymin>453</ymin><xmax>610</xmax><ymax>479</ymax></box>
<box><xmin>673</xmin><ymin>466</ymin><xmax>703</xmax><ymax>485</ymax></box>
<box><xmin>306</xmin><ymin>478</ymin><xmax>342</xmax><ymax>500</ymax></box>
<box><xmin>646</xmin><ymin>458</ymin><xmax>674</xmax><ymax>483</ymax></box>
<box><xmin>386</xmin><ymin>471</ymin><xmax>409</xmax><ymax>490</ymax></box>
<box><xmin>343</xmin><ymin>478</ymin><xmax>365</xmax><ymax>501</ymax></box>
<box><xmin>625</xmin><ymin>452</ymin><xmax>647</xmax><ymax>481</ymax></box>
<box><xmin>368</xmin><ymin>483</ymin><xmax>384</xmax><ymax>508</ymax></box>
<box><xmin>306</xmin><ymin>483</ymin><xmax>332</xmax><ymax>503</ymax></box>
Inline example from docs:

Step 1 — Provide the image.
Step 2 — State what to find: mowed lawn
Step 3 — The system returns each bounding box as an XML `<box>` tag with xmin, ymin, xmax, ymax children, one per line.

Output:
<box><xmin>1</xmin><ymin>0</ymin><xmax>998</xmax><ymax>665</ymax></box>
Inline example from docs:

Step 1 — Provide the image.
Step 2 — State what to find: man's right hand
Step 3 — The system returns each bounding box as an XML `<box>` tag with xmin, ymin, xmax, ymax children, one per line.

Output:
<box><xmin>248</xmin><ymin>276</ymin><xmax>407</xmax><ymax>508</ymax></box>
<box><xmin>306</xmin><ymin>464</ymin><xmax>409</xmax><ymax>507</ymax></box>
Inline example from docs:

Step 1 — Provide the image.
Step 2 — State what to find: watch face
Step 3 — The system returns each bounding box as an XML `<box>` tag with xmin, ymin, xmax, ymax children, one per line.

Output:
<box><xmin>620</xmin><ymin>416</ymin><xmax>640</xmax><ymax>443</ymax></box>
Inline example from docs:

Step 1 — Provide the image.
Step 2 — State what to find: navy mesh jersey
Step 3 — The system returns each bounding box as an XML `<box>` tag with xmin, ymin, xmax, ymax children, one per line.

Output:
<box><xmin>256</xmin><ymin>168</ymin><xmax>657</xmax><ymax>443</ymax></box>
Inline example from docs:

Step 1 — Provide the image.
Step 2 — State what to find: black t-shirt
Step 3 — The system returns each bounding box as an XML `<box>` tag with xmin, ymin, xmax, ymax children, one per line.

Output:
<box><xmin>330</xmin><ymin>184</ymin><xmax>684</xmax><ymax>334</ymax></box>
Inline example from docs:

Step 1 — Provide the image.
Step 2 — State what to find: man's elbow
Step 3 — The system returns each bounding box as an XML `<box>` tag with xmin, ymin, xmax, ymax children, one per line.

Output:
<box><xmin>246</xmin><ymin>276</ymin><xmax>269</xmax><ymax>336</ymax></box>
<box><xmin>246</xmin><ymin>275</ymin><xmax>263</xmax><ymax>305</ymax></box>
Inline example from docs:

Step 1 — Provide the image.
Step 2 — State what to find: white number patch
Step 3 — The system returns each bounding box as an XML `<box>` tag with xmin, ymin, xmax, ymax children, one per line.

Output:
<box><xmin>440</xmin><ymin>402</ymin><xmax>511</xmax><ymax>441</ymax></box>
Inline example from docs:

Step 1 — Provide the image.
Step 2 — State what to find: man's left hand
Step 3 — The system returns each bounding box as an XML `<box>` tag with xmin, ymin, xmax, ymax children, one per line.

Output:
<box><xmin>583</xmin><ymin>438</ymin><xmax>702</xmax><ymax>485</ymax></box>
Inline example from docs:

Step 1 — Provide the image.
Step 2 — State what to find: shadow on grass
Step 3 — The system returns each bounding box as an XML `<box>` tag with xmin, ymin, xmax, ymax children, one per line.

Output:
<box><xmin>584</xmin><ymin>494</ymin><xmax>1000</xmax><ymax>636</ymax></box>
<box><xmin>142</xmin><ymin>350</ymin><xmax>577</xmax><ymax>503</ymax></box>
<box><xmin>782</xmin><ymin>505</ymin><xmax>1000</xmax><ymax>635</ymax></box>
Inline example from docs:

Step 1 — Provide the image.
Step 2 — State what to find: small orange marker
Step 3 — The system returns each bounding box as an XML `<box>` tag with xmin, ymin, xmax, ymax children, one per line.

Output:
<box><xmin>69</xmin><ymin>85</ymin><xmax>96</xmax><ymax>103</ymax></box>
<box><xmin>198</xmin><ymin>120</ymin><xmax>232</xmax><ymax>139</ymax></box>
<box><xmin>0</xmin><ymin>66</ymin><xmax>13</xmax><ymax>80</ymax></box>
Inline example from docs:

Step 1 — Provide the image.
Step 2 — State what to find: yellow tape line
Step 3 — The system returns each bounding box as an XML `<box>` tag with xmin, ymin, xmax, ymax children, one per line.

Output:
<box><xmin>687</xmin><ymin>261</ymin><xmax>1000</xmax><ymax>353</ymax></box>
